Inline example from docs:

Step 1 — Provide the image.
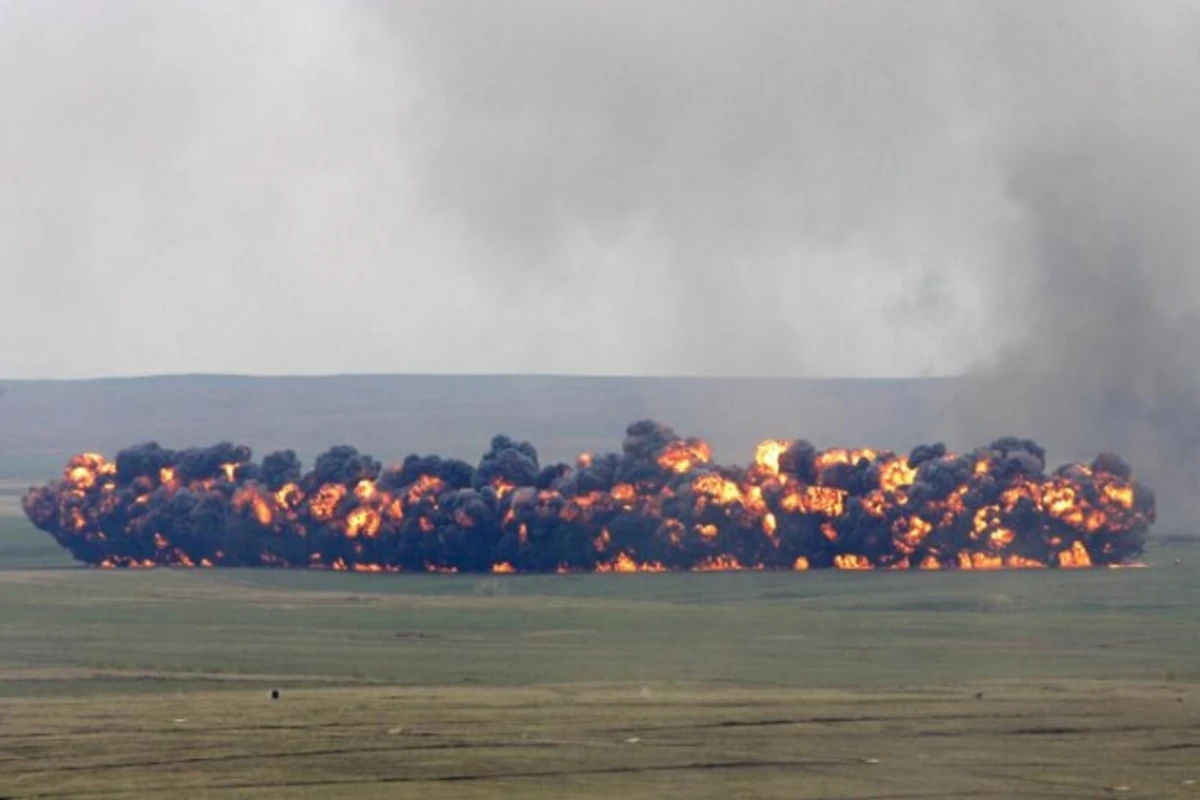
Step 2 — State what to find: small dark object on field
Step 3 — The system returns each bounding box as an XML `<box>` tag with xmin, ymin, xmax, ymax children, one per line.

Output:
<box><xmin>975</xmin><ymin>692</ymin><xmax>984</xmax><ymax>700</ymax></box>
<box><xmin>270</xmin><ymin>689</ymin><xmax>280</xmax><ymax>700</ymax></box>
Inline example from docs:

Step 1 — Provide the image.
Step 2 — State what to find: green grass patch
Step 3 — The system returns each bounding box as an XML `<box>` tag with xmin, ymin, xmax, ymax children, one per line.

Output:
<box><xmin>0</xmin><ymin>534</ymin><xmax>1197</xmax><ymax>797</ymax></box>
<box><xmin>0</xmin><ymin>542</ymin><xmax>1196</xmax><ymax>696</ymax></box>
<box><xmin>0</xmin><ymin>510</ymin><xmax>77</xmax><ymax>569</ymax></box>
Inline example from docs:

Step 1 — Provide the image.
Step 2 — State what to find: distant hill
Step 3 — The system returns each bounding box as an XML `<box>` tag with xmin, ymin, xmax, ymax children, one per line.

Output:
<box><xmin>0</xmin><ymin>373</ymin><xmax>962</xmax><ymax>479</ymax></box>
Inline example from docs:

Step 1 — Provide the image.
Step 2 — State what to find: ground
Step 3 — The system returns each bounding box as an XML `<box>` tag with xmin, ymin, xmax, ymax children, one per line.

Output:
<box><xmin>1</xmin><ymin>508</ymin><xmax>1198</xmax><ymax>798</ymax></box>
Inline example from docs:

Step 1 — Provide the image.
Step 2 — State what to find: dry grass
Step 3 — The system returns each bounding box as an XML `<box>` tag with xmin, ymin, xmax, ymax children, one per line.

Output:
<box><xmin>2</xmin><ymin>681</ymin><xmax>1198</xmax><ymax>798</ymax></box>
<box><xmin>1</xmin><ymin>517</ymin><xmax>1198</xmax><ymax>798</ymax></box>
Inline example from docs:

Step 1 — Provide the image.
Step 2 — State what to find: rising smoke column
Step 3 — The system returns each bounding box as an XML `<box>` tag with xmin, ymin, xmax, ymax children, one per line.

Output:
<box><xmin>953</xmin><ymin>131</ymin><xmax>1200</xmax><ymax>531</ymax></box>
<box><xmin>22</xmin><ymin>420</ymin><xmax>1154</xmax><ymax>572</ymax></box>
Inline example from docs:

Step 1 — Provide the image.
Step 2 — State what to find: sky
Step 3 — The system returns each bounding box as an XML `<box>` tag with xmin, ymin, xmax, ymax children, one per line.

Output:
<box><xmin>0</xmin><ymin>0</ymin><xmax>1197</xmax><ymax>383</ymax></box>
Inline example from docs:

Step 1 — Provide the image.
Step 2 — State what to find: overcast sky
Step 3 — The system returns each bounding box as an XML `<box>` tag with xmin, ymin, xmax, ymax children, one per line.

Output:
<box><xmin>1</xmin><ymin>0</ymin><xmax>1198</xmax><ymax>380</ymax></box>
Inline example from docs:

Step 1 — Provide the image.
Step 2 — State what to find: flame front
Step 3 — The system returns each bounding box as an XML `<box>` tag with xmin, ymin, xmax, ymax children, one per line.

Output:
<box><xmin>21</xmin><ymin>420</ymin><xmax>1154</xmax><ymax>573</ymax></box>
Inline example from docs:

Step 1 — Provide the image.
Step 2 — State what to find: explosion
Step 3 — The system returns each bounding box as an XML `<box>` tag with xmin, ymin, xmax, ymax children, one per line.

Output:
<box><xmin>22</xmin><ymin>420</ymin><xmax>1155</xmax><ymax>572</ymax></box>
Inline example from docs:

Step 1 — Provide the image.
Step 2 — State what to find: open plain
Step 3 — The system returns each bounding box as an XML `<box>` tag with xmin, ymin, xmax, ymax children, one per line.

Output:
<box><xmin>1</xmin><ymin>508</ymin><xmax>1198</xmax><ymax>798</ymax></box>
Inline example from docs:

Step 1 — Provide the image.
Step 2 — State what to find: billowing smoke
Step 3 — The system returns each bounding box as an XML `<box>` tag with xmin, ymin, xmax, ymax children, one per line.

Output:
<box><xmin>23</xmin><ymin>421</ymin><xmax>1153</xmax><ymax>572</ymax></box>
<box><xmin>2</xmin><ymin>2</ymin><xmax>1194</xmax><ymax>530</ymax></box>
<box><xmin>376</xmin><ymin>1</ymin><xmax>1200</xmax><ymax>530</ymax></box>
<box><xmin>952</xmin><ymin>131</ymin><xmax>1200</xmax><ymax>530</ymax></box>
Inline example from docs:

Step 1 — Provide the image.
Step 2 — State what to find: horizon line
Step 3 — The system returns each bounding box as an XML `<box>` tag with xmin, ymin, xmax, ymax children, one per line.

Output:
<box><xmin>0</xmin><ymin>370</ymin><xmax>968</xmax><ymax>384</ymax></box>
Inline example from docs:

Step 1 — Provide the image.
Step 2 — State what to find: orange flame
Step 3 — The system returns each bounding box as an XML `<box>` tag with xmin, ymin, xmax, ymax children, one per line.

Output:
<box><xmin>834</xmin><ymin>554</ymin><xmax>874</xmax><ymax>570</ymax></box>
<box><xmin>1057</xmin><ymin>540</ymin><xmax>1093</xmax><ymax>569</ymax></box>
<box><xmin>692</xmin><ymin>554</ymin><xmax>750</xmax><ymax>571</ymax></box>
<box><xmin>28</xmin><ymin>424</ymin><xmax>1154</xmax><ymax>573</ymax></box>
<box><xmin>816</xmin><ymin>448</ymin><xmax>878</xmax><ymax>476</ymax></box>
<box><xmin>879</xmin><ymin>457</ymin><xmax>917</xmax><ymax>493</ymax></box>
<box><xmin>753</xmin><ymin>439</ymin><xmax>791</xmax><ymax>479</ymax></box>
<box><xmin>309</xmin><ymin>484</ymin><xmax>347</xmax><ymax>522</ymax></box>
<box><xmin>596</xmin><ymin>552</ymin><xmax>666</xmax><ymax>573</ymax></box>
<box><xmin>656</xmin><ymin>440</ymin><xmax>712</xmax><ymax>474</ymax></box>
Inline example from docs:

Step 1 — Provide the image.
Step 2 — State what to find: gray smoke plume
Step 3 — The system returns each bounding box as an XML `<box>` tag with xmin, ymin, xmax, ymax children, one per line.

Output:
<box><xmin>2</xmin><ymin>1</ymin><xmax>1198</xmax><ymax>527</ymax></box>
<box><xmin>941</xmin><ymin>3</ymin><xmax>1200</xmax><ymax>528</ymax></box>
<box><xmin>376</xmin><ymin>0</ymin><xmax>1005</xmax><ymax>376</ymax></box>
<box><xmin>379</xmin><ymin>1</ymin><xmax>1200</xmax><ymax>526</ymax></box>
<box><xmin>955</xmin><ymin>129</ymin><xmax>1200</xmax><ymax>528</ymax></box>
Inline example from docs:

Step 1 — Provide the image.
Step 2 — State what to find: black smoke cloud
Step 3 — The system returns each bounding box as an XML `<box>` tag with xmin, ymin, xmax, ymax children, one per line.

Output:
<box><xmin>23</xmin><ymin>420</ymin><xmax>1154</xmax><ymax>572</ymax></box>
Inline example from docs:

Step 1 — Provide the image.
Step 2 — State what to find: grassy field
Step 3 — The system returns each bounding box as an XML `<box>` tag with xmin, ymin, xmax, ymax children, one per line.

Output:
<box><xmin>2</xmin><ymin>510</ymin><xmax>1199</xmax><ymax>797</ymax></box>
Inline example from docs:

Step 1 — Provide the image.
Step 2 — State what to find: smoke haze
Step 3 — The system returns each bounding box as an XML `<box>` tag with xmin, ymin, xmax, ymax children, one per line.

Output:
<box><xmin>1</xmin><ymin>1</ymin><xmax>1198</xmax><ymax>522</ymax></box>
